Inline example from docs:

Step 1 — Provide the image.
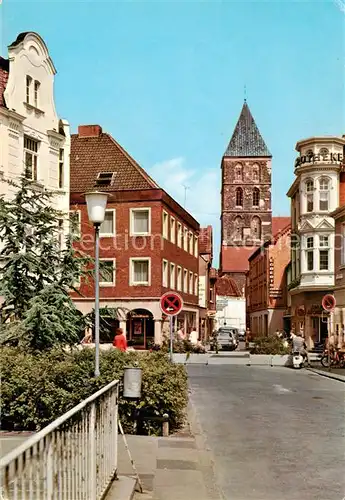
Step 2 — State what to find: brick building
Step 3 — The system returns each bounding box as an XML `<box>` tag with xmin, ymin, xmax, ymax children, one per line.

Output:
<box><xmin>198</xmin><ymin>226</ymin><xmax>216</xmax><ymax>341</ymax></box>
<box><xmin>70</xmin><ymin>125</ymin><xmax>200</xmax><ymax>348</ymax></box>
<box><xmin>220</xmin><ymin>101</ymin><xmax>272</xmax><ymax>294</ymax></box>
<box><xmin>247</xmin><ymin>218</ymin><xmax>291</xmax><ymax>337</ymax></box>
<box><xmin>332</xmin><ymin>163</ymin><xmax>345</xmax><ymax>344</ymax></box>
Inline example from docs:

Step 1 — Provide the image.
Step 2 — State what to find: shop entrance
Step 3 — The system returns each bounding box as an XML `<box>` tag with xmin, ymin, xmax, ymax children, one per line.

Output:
<box><xmin>311</xmin><ymin>316</ymin><xmax>329</xmax><ymax>345</ymax></box>
<box><xmin>127</xmin><ymin>309</ymin><xmax>154</xmax><ymax>349</ymax></box>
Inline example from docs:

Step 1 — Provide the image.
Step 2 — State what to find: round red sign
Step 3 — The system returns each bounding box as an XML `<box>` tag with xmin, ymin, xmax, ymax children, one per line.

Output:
<box><xmin>321</xmin><ymin>294</ymin><xmax>336</xmax><ymax>312</ymax></box>
<box><xmin>160</xmin><ymin>292</ymin><xmax>183</xmax><ymax>317</ymax></box>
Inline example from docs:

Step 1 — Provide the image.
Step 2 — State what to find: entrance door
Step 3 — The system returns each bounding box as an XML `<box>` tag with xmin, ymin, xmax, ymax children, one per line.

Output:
<box><xmin>127</xmin><ymin>309</ymin><xmax>154</xmax><ymax>349</ymax></box>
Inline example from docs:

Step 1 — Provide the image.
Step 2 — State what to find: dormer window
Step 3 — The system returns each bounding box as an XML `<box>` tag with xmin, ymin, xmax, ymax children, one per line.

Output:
<box><xmin>96</xmin><ymin>172</ymin><xmax>116</xmax><ymax>186</ymax></box>
<box><xmin>26</xmin><ymin>76</ymin><xmax>32</xmax><ymax>104</ymax></box>
<box><xmin>34</xmin><ymin>81</ymin><xmax>40</xmax><ymax>108</ymax></box>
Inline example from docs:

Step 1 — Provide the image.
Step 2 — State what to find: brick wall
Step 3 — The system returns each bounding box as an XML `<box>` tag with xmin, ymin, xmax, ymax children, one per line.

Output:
<box><xmin>0</xmin><ymin>58</ymin><xmax>9</xmax><ymax>107</ymax></box>
<box><xmin>221</xmin><ymin>158</ymin><xmax>272</xmax><ymax>246</ymax></box>
<box><xmin>70</xmin><ymin>198</ymin><xmax>199</xmax><ymax>306</ymax></box>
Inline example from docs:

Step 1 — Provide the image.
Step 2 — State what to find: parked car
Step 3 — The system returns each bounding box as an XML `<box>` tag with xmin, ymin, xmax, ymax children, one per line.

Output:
<box><xmin>211</xmin><ymin>328</ymin><xmax>238</xmax><ymax>351</ymax></box>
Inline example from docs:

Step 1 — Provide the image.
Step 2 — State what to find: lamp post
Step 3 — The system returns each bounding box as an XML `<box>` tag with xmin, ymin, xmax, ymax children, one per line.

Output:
<box><xmin>85</xmin><ymin>191</ymin><xmax>109</xmax><ymax>377</ymax></box>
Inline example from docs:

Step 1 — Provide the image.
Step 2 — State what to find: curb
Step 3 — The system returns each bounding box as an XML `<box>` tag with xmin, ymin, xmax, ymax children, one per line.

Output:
<box><xmin>306</xmin><ymin>368</ymin><xmax>345</xmax><ymax>383</ymax></box>
<box><xmin>106</xmin><ymin>475</ymin><xmax>137</xmax><ymax>500</ymax></box>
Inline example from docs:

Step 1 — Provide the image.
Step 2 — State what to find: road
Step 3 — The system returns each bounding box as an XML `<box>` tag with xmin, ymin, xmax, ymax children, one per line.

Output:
<box><xmin>188</xmin><ymin>365</ymin><xmax>345</xmax><ymax>500</ymax></box>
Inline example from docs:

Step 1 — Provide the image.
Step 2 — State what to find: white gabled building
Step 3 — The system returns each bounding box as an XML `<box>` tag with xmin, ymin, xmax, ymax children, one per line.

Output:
<box><xmin>287</xmin><ymin>136</ymin><xmax>345</xmax><ymax>347</ymax></box>
<box><xmin>0</xmin><ymin>32</ymin><xmax>70</xmax><ymax>220</ymax></box>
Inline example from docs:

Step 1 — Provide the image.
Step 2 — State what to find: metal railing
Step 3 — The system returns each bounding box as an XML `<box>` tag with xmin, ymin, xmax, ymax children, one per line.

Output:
<box><xmin>0</xmin><ymin>380</ymin><xmax>119</xmax><ymax>500</ymax></box>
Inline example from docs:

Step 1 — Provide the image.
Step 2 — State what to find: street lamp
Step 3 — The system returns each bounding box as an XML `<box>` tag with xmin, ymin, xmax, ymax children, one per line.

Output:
<box><xmin>85</xmin><ymin>190</ymin><xmax>109</xmax><ymax>377</ymax></box>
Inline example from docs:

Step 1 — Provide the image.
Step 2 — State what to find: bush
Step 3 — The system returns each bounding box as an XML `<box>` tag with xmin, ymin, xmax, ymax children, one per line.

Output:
<box><xmin>0</xmin><ymin>347</ymin><xmax>188</xmax><ymax>435</ymax></box>
<box><xmin>249</xmin><ymin>335</ymin><xmax>290</xmax><ymax>355</ymax></box>
<box><xmin>160</xmin><ymin>335</ymin><xmax>206</xmax><ymax>354</ymax></box>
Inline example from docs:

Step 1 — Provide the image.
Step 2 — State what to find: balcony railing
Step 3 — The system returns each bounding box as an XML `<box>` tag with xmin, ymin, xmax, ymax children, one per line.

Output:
<box><xmin>0</xmin><ymin>379</ymin><xmax>119</xmax><ymax>500</ymax></box>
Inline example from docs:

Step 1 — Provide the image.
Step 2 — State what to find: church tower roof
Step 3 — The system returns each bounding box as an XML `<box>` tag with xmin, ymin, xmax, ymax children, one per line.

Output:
<box><xmin>224</xmin><ymin>101</ymin><xmax>271</xmax><ymax>157</ymax></box>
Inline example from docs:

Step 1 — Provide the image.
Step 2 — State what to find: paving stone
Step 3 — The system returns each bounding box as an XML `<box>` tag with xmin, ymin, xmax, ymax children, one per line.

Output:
<box><xmin>156</xmin><ymin>459</ymin><xmax>198</xmax><ymax>470</ymax></box>
<box><xmin>158</xmin><ymin>439</ymin><xmax>196</xmax><ymax>449</ymax></box>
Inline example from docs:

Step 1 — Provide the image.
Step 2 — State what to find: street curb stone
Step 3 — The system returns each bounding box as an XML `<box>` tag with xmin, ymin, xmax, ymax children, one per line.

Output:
<box><xmin>306</xmin><ymin>367</ymin><xmax>345</xmax><ymax>383</ymax></box>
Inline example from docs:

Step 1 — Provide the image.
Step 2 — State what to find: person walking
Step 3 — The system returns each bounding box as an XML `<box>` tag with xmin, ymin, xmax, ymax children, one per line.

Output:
<box><xmin>113</xmin><ymin>328</ymin><xmax>127</xmax><ymax>352</ymax></box>
<box><xmin>189</xmin><ymin>327</ymin><xmax>198</xmax><ymax>345</ymax></box>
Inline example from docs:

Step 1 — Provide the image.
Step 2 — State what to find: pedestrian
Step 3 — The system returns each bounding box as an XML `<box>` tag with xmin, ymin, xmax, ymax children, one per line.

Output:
<box><xmin>177</xmin><ymin>327</ymin><xmax>185</xmax><ymax>340</ymax></box>
<box><xmin>189</xmin><ymin>327</ymin><xmax>198</xmax><ymax>345</ymax></box>
<box><xmin>292</xmin><ymin>331</ymin><xmax>310</xmax><ymax>366</ymax></box>
<box><xmin>113</xmin><ymin>328</ymin><xmax>127</xmax><ymax>352</ymax></box>
<box><xmin>81</xmin><ymin>329</ymin><xmax>92</xmax><ymax>345</ymax></box>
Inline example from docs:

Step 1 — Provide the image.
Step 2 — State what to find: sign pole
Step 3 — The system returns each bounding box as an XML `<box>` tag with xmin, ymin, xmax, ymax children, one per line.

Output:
<box><xmin>170</xmin><ymin>316</ymin><xmax>173</xmax><ymax>362</ymax></box>
<box><xmin>328</xmin><ymin>313</ymin><xmax>331</xmax><ymax>372</ymax></box>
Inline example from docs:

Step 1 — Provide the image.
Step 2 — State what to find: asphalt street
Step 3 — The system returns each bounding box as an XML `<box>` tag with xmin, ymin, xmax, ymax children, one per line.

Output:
<box><xmin>188</xmin><ymin>365</ymin><xmax>345</xmax><ymax>500</ymax></box>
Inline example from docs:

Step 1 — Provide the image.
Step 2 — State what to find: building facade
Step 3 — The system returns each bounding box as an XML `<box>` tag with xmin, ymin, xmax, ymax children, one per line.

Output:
<box><xmin>219</xmin><ymin>101</ymin><xmax>272</xmax><ymax>294</ymax></box>
<box><xmin>70</xmin><ymin>125</ymin><xmax>200</xmax><ymax>349</ymax></box>
<box><xmin>0</xmin><ymin>32</ymin><xmax>70</xmax><ymax>220</ymax></box>
<box><xmin>332</xmin><ymin>165</ymin><xmax>345</xmax><ymax>344</ymax></box>
<box><xmin>287</xmin><ymin>136</ymin><xmax>345</xmax><ymax>347</ymax></box>
<box><xmin>215</xmin><ymin>275</ymin><xmax>244</xmax><ymax>331</ymax></box>
<box><xmin>247</xmin><ymin>219</ymin><xmax>291</xmax><ymax>337</ymax></box>
<box><xmin>198</xmin><ymin>226</ymin><xmax>216</xmax><ymax>341</ymax></box>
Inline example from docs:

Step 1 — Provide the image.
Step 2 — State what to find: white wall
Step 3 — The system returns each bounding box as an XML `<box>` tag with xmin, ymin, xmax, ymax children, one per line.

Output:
<box><xmin>0</xmin><ymin>32</ymin><xmax>70</xmax><ymax>222</ymax></box>
<box><xmin>216</xmin><ymin>295</ymin><xmax>246</xmax><ymax>331</ymax></box>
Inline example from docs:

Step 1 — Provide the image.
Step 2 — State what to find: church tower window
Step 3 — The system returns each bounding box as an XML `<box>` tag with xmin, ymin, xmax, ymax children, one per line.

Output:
<box><xmin>253</xmin><ymin>188</ymin><xmax>260</xmax><ymax>207</ymax></box>
<box><xmin>235</xmin><ymin>187</ymin><xmax>243</xmax><ymax>207</ymax></box>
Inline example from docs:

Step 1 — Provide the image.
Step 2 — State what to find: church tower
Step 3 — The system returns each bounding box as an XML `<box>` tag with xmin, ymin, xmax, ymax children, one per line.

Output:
<box><xmin>220</xmin><ymin>101</ymin><xmax>272</xmax><ymax>293</ymax></box>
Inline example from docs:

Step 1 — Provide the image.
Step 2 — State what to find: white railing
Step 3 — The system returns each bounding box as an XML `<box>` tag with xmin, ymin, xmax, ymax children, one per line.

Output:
<box><xmin>0</xmin><ymin>380</ymin><xmax>119</xmax><ymax>500</ymax></box>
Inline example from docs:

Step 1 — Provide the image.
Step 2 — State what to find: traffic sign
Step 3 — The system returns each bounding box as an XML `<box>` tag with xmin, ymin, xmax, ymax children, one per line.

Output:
<box><xmin>160</xmin><ymin>292</ymin><xmax>183</xmax><ymax>316</ymax></box>
<box><xmin>322</xmin><ymin>294</ymin><xmax>336</xmax><ymax>312</ymax></box>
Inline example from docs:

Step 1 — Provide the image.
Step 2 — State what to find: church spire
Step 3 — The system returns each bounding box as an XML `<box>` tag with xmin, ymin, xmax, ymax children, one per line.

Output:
<box><xmin>224</xmin><ymin>102</ymin><xmax>271</xmax><ymax>157</ymax></box>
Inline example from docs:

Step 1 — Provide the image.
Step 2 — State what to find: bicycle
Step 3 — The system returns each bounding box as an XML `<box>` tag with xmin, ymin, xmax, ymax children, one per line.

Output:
<box><xmin>320</xmin><ymin>348</ymin><xmax>345</xmax><ymax>368</ymax></box>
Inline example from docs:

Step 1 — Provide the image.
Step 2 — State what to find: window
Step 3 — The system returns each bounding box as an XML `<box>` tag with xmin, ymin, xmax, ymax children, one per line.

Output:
<box><xmin>130</xmin><ymin>258</ymin><xmax>150</xmax><ymax>286</ymax></box>
<box><xmin>34</xmin><ymin>80</ymin><xmax>40</xmax><ymax>108</ymax></box>
<box><xmin>341</xmin><ymin>226</ymin><xmax>345</xmax><ymax>266</ymax></box>
<box><xmin>58</xmin><ymin>149</ymin><xmax>64</xmax><ymax>189</ymax></box>
<box><xmin>24</xmin><ymin>136</ymin><xmax>39</xmax><ymax>181</ymax></box>
<box><xmin>170</xmin><ymin>263</ymin><xmax>176</xmax><ymax>289</ymax></box>
<box><xmin>183</xmin><ymin>269</ymin><xmax>188</xmax><ymax>292</ymax></box>
<box><xmin>189</xmin><ymin>232</ymin><xmax>193</xmax><ymax>254</ymax></box>
<box><xmin>252</xmin><ymin>165</ymin><xmax>259</xmax><ymax>182</ymax></box>
<box><xmin>194</xmin><ymin>274</ymin><xmax>198</xmax><ymax>295</ymax></box>
<box><xmin>306</xmin><ymin>180</ymin><xmax>314</xmax><ymax>212</ymax></box>
<box><xmin>162</xmin><ymin>260</ymin><xmax>168</xmax><ymax>287</ymax></box>
<box><xmin>58</xmin><ymin>219</ymin><xmax>63</xmax><ymax>249</ymax></box>
<box><xmin>184</xmin><ymin>227</ymin><xmax>188</xmax><ymax>251</ymax></box>
<box><xmin>177</xmin><ymin>266</ymin><xmax>182</xmax><ymax>291</ymax></box>
<box><xmin>69</xmin><ymin>210</ymin><xmax>81</xmax><ymax>237</ymax></box>
<box><xmin>100</xmin><ymin>259</ymin><xmax>115</xmax><ymax>286</ymax></box>
<box><xmin>96</xmin><ymin>172</ymin><xmax>116</xmax><ymax>186</ymax></box>
<box><xmin>234</xmin><ymin>216</ymin><xmax>243</xmax><ymax>240</ymax></box>
<box><xmin>177</xmin><ymin>222</ymin><xmax>182</xmax><ymax>247</ymax></box>
<box><xmin>319</xmin><ymin>148</ymin><xmax>329</xmax><ymax>159</ymax></box>
<box><xmin>251</xmin><ymin>216</ymin><xmax>261</xmax><ymax>239</ymax></box>
<box><xmin>163</xmin><ymin>211</ymin><xmax>169</xmax><ymax>239</ymax></box>
<box><xmin>194</xmin><ymin>235</ymin><xmax>198</xmax><ymax>257</ymax></box>
<box><xmin>26</xmin><ymin>76</ymin><xmax>32</xmax><ymax>104</ymax></box>
<box><xmin>235</xmin><ymin>164</ymin><xmax>242</xmax><ymax>180</ymax></box>
<box><xmin>100</xmin><ymin>209</ymin><xmax>115</xmax><ymax>236</ymax></box>
<box><xmin>170</xmin><ymin>217</ymin><xmax>175</xmax><ymax>243</ymax></box>
<box><xmin>236</xmin><ymin>187</ymin><xmax>243</xmax><ymax>207</ymax></box>
<box><xmin>307</xmin><ymin>237</ymin><xmax>314</xmax><ymax>271</ymax></box>
<box><xmin>319</xmin><ymin>178</ymin><xmax>329</xmax><ymax>211</ymax></box>
<box><xmin>319</xmin><ymin>250</ymin><xmax>329</xmax><ymax>271</ymax></box>
<box><xmin>189</xmin><ymin>272</ymin><xmax>193</xmax><ymax>294</ymax></box>
<box><xmin>319</xmin><ymin>235</ymin><xmax>329</xmax><ymax>248</ymax></box>
<box><xmin>131</xmin><ymin>208</ymin><xmax>150</xmax><ymax>235</ymax></box>
<box><xmin>253</xmin><ymin>188</ymin><xmax>260</xmax><ymax>207</ymax></box>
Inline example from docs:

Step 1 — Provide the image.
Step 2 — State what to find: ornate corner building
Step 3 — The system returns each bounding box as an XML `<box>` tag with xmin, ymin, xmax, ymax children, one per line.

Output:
<box><xmin>219</xmin><ymin>101</ymin><xmax>272</xmax><ymax>294</ymax></box>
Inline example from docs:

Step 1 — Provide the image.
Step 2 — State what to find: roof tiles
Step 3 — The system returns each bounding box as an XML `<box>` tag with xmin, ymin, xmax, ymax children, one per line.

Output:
<box><xmin>224</xmin><ymin>102</ymin><xmax>271</xmax><ymax>157</ymax></box>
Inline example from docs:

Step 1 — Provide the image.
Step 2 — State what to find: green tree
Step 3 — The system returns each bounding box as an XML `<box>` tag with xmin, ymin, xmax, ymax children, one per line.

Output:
<box><xmin>0</xmin><ymin>176</ymin><xmax>89</xmax><ymax>350</ymax></box>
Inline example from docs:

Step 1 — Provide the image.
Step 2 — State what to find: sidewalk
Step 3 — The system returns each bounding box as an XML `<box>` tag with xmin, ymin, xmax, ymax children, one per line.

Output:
<box><xmin>116</xmin><ymin>412</ymin><xmax>223</xmax><ymax>500</ymax></box>
<box><xmin>307</xmin><ymin>367</ymin><xmax>345</xmax><ymax>383</ymax></box>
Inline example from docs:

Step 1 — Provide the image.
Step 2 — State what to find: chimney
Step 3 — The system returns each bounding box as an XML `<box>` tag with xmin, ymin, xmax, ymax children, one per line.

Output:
<box><xmin>78</xmin><ymin>125</ymin><xmax>102</xmax><ymax>138</ymax></box>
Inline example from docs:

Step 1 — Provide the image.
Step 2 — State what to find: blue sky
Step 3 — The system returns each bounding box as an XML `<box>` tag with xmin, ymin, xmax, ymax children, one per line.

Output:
<box><xmin>1</xmin><ymin>0</ymin><xmax>344</xmax><ymax>262</ymax></box>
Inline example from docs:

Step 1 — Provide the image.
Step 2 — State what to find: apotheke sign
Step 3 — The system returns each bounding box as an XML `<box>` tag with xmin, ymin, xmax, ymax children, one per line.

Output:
<box><xmin>295</xmin><ymin>152</ymin><xmax>343</xmax><ymax>169</ymax></box>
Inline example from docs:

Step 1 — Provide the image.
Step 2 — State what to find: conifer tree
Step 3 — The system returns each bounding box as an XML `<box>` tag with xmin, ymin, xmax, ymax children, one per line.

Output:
<box><xmin>0</xmin><ymin>176</ymin><xmax>89</xmax><ymax>350</ymax></box>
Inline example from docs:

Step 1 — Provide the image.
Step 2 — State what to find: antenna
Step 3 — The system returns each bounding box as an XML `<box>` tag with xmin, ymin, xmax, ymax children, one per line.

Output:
<box><xmin>182</xmin><ymin>184</ymin><xmax>190</xmax><ymax>208</ymax></box>
<box><xmin>244</xmin><ymin>84</ymin><xmax>247</xmax><ymax>102</ymax></box>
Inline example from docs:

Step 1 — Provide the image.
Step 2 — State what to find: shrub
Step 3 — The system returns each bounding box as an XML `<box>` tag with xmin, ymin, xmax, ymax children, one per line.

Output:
<box><xmin>160</xmin><ymin>335</ymin><xmax>206</xmax><ymax>354</ymax></box>
<box><xmin>0</xmin><ymin>347</ymin><xmax>188</xmax><ymax>435</ymax></box>
<box><xmin>249</xmin><ymin>335</ymin><xmax>290</xmax><ymax>355</ymax></box>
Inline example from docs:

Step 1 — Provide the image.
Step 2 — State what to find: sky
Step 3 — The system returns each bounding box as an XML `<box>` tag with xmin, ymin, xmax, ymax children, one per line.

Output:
<box><xmin>1</xmin><ymin>0</ymin><xmax>344</xmax><ymax>264</ymax></box>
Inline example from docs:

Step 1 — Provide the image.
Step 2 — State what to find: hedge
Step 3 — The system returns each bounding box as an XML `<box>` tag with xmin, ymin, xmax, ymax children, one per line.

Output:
<box><xmin>0</xmin><ymin>347</ymin><xmax>188</xmax><ymax>435</ymax></box>
<box><xmin>249</xmin><ymin>335</ymin><xmax>290</xmax><ymax>355</ymax></box>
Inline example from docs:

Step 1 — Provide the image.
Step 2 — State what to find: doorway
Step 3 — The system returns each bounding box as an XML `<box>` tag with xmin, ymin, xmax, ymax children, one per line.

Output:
<box><xmin>127</xmin><ymin>309</ymin><xmax>154</xmax><ymax>349</ymax></box>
